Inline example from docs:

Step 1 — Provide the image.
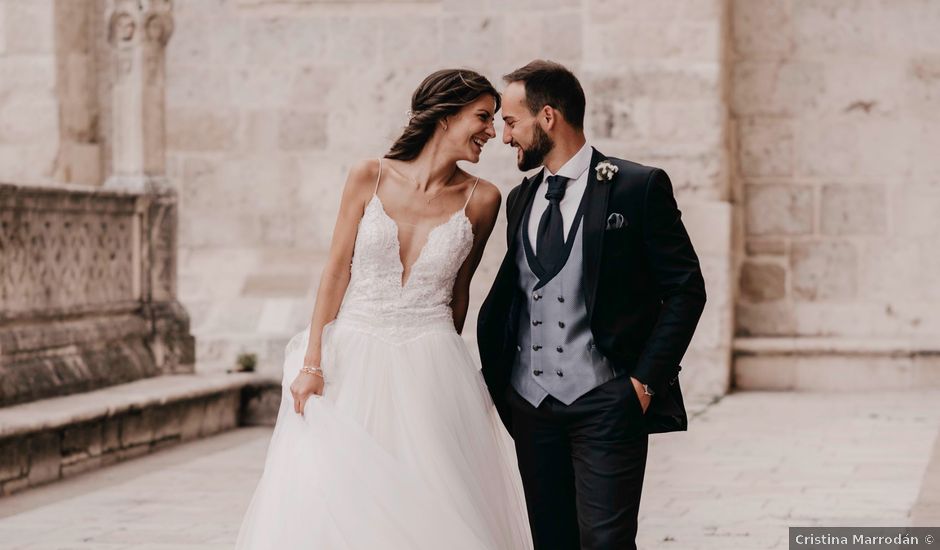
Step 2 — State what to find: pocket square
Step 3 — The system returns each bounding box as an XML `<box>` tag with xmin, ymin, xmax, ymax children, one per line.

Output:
<box><xmin>605</xmin><ymin>212</ymin><xmax>626</xmax><ymax>230</ymax></box>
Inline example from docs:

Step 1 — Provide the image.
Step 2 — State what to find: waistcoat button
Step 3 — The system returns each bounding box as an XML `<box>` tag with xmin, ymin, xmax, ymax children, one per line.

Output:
<box><xmin>532</xmin><ymin>320</ymin><xmax>542</xmax><ymax>326</ymax></box>
<box><xmin>532</xmin><ymin>344</ymin><xmax>542</xmax><ymax>351</ymax></box>
<box><xmin>558</xmin><ymin>321</ymin><xmax>565</xmax><ymax>328</ymax></box>
<box><xmin>556</xmin><ymin>346</ymin><xmax>563</xmax><ymax>353</ymax></box>
<box><xmin>557</xmin><ymin>296</ymin><xmax>565</xmax><ymax>303</ymax></box>
<box><xmin>533</xmin><ymin>369</ymin><xmax>543</xmax><ymax>376</ymax></box>
<box><xmin>555</xmin><ymin>369</ymin><xmax>564</xmax><ymax>377</ymax></box>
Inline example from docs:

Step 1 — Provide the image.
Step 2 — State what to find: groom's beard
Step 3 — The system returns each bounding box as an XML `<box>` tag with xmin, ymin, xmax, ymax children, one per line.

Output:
<box><xmin>517</xmin><ymin>125</ymin><xmax>554</xmax><ymax>171</ymax></box>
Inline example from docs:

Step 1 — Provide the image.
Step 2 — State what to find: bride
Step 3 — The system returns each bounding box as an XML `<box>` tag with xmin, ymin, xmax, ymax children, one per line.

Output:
<box><xmin>234</xmin><ymin>69</ymin><xmax>533</xmax><ymax>549</ymax></box>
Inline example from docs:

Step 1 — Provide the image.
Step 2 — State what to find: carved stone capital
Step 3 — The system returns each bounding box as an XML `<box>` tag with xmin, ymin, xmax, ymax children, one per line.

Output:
<box><xmin>106</xmin><ymin>0</ymin><xmax>174</xmax><ymax>47</ymax></box>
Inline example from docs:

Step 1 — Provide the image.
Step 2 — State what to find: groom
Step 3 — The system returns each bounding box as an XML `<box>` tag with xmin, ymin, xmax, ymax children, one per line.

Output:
<box><xmin>477</xmin><ymin>60</ymin><xmax>706</xmax><ymax>549</ymax></box>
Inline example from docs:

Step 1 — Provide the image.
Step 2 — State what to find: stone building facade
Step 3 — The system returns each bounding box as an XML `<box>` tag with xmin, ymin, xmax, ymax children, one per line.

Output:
<box><xmin>1</xmin><ymin>0</ymin><xmax>937</xmax><ymax>403</ymax></box>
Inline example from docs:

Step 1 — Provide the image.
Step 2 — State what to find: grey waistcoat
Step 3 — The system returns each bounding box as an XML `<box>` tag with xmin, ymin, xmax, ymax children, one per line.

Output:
<box><xmin>510</xmin><ymin>193</ymin><xmax>625</xmax><ymax>408</ymax></box>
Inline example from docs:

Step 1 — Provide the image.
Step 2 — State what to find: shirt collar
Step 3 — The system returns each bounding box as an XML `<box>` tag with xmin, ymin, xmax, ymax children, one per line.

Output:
<box><xmin>544</xmin><ymin>142</ymin><xmax>593</xmax><ymax>181</ymax></box>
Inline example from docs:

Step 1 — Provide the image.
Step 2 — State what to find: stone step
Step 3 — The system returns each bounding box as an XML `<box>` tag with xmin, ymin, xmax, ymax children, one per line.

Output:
<box><xmin>0</xmin><ymin>372</ymin><xmax>281</xmax><ymax>497</ymax></box>
<box><xmin>734</xmin><ymin>337</ymin><xmax>940</xmax><ymax>390</ymax></box>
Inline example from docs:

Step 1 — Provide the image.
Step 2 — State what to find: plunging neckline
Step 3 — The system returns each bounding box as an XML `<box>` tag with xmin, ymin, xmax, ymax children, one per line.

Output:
<box><xmin>368</xmin><ymin>194</ymin><xmax>472</xmax><ymax>289</ymax></box>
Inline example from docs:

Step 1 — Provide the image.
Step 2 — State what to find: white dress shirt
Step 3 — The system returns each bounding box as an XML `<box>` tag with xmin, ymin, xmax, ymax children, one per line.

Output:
<box><xmin>527</xmin><ymin>142</ymin><xmax>593</xmax><ymax>254</ymax></box>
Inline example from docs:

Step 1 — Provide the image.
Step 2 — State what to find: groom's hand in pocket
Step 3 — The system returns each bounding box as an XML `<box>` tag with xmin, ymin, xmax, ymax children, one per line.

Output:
<box><xmin>630</xmin><ymin>376</ymin><xmax>651</xmax><ymax>414</ymax></box>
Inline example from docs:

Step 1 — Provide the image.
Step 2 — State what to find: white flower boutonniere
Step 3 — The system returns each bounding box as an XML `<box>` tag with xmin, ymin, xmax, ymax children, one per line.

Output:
<box><xmin>595</xmin><ymin>161</ymin><xmax>618</xmax><ymax>182</ymax></box>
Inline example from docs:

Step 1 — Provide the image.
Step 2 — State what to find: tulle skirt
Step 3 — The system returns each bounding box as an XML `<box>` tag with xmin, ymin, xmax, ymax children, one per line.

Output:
<box><xmin>234</xmin><ymin>318</ymin><xmax>533</xmax><ymax>549</ymax></box>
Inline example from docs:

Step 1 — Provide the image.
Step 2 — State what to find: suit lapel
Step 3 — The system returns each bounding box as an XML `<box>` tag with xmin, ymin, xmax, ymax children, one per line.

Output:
<box><xmin>506</xmin><ymin>168</ymin><xmax>544</xmax><ymax>249</ymax></box>
<box><xmin>582</xmin><ymin>148</ymin><xmax>611</xmax><ymax>320</ymax></box>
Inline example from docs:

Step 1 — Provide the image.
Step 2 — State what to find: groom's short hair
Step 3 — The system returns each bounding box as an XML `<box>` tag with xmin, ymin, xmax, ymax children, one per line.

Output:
<box><xmin>503</xmin><ymin>60</ymin><xmax>586</xmax><ymax>130</ymax></box>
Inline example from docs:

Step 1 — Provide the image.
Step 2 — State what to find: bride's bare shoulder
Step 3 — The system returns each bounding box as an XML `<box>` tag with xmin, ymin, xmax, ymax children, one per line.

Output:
<box><xmin>345</xmin><ymin>159</ymin><xmax>381</xmax><ymax>191</ymax></box>
<box><xmin>467</xmin><ymin>176</ymin><xmax>502</xmax><ymax>210</ymax></box>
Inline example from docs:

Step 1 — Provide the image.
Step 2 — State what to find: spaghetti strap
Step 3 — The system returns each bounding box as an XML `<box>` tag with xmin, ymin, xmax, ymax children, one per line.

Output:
<box><xmin>373</xmin><ymin>159</ymin><xmax>383</xmax><ymax>195</ymax></box>
<box><xmin>463</xmin><ymin>177</ymin><xmax>480</xmax><ymax>211</ymax></box>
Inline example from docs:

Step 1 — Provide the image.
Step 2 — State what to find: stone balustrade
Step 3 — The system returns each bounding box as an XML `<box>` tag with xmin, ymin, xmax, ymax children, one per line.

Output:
<box><xmin>0</xmin><ymin>182</ymin><xmax>195</xmax><ymax>407</ymax></box>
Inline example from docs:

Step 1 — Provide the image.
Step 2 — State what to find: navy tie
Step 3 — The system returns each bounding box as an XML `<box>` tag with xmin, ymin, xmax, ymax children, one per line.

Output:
<box><xmin>536</xmin><ymin>175</ymin><xmax>569</xmax><ymax>271</ymax></box>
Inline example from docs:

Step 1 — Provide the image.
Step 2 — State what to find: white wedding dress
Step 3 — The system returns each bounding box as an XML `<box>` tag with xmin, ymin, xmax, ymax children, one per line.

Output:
<box><xmin>235</xmin><ymin>161</ymin><xmax>533</xmax><ymax>550</ymax></box>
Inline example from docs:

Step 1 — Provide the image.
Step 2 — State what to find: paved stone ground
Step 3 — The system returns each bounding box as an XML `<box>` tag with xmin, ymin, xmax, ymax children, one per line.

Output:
<box><xmin>1</xmin><ymin>390</ymin><xmax>937</xmax><ymax>549</ymax></box>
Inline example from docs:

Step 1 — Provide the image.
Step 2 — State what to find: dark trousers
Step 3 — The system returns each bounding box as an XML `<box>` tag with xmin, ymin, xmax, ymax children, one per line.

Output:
<box><xmin>507</xmin><ymin>375</ymin><xmax>649</xmax><ymax>550</ymax></box>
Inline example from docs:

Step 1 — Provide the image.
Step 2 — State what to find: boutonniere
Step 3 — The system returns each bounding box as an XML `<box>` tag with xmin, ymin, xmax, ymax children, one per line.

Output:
<box><xmin>595</xmin><ymin>161</ymin><xmax>618</xmax><ymax>182</ymax></box>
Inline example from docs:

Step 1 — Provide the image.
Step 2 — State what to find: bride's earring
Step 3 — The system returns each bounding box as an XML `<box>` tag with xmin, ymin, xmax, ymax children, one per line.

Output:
<box><xmin>440</xmin><ymin>120</ymin><xmax>447</xmax><ymax>131</ymax></box>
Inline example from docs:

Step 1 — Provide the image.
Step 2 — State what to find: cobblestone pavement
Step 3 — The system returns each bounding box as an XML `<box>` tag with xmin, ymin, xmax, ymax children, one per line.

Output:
<box><xmin>1</xmin><ymin>390</ymin><xmax>938</xmax><ymax>549</ymax></box>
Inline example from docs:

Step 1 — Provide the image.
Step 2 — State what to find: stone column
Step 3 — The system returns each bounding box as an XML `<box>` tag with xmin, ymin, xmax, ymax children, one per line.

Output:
<box><xmin>100</xmin><ymin>0</ymin><xmax>193</xmax><ymax>375</ymax></box>
<box><xmin>104</xmin><ymin>0</ymin><xmax>173</xmax><ymax>192</ymax></box>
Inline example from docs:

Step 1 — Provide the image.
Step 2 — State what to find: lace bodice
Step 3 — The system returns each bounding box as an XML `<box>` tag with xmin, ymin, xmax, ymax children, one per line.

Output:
<box><xmin>335</xmin><ymin>161</ymin><xmax>477</xmax><ymax>340</ymax></box>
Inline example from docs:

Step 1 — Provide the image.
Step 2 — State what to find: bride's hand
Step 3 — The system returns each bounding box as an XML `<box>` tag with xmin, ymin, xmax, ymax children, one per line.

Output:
<box><xmin>290</xmin><ymin>371</ymin><xmax>324</xmax><ymax>416</ymax></box>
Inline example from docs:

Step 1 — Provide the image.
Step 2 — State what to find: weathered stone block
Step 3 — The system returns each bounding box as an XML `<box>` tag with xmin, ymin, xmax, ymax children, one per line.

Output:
<box><xmin>735</xmin><ymin>302</ymin><xmax>795</xmax><ymax>337</ymax></box>
<box><xmin>856</xmin><ymin>240</ymin><xmax>922</xmax><ymax>303</ymax></box>
<box><xmin>440</xmin><ymin>16</ymin><xmax>503</xmax><ymax>67</ymax></box>
<box><xmin>57</xmin><ymin>142</ymin><xmax>102</xmax><ymax>186</ymax></box>
<box><xmin>0</xmin><ymin>94</ymin><xmax>59</xmax><ymax>143</ymax></box>
<box><xmin>740</xmin><ymin>261</ymin><xmax>786</xmax><ymax>302</ymax></box>
<box><xmin>651</xmin><ymin>100</ymin><xmax>723</xmax><ymax>146</ymax></box>
<box><xmin>894</xmin><ymin>184</ymin><xmax>940</xmax><ymax>238</ymax></box>
<box><xmin>180</xmin><ymin>399</ymin><xmax>207</xmax><ymax>441</ymax></box>
<box><xmin>590</xmin><ymin>0</ymin><xmax>721</xmax><ymax>20</ymax></box>
<box><xmin>588</xmin><ymin>98</ymin><xmax>652</xmax><ymax>143</ymax></box>
<box><xmin>241</xmin><ymin>17</ymin><xmax>330</xmax><ymax>67</ymax></box>
<box><xmin>326</xmin><ymin>17</ymin><xmax>378</xmax><ymax>65</ymax></box>
<box><xmin>745</xmin><ymin>184</ymin><xmax>814</xmax><ymax>236</ymax></box>
<box><xmin>793</xmin><ymin>116</ymin><xmax>861</xmax><ymax>178</ymax></box>
<box><xmin>1</xmin><ymin>476</ymin><xmax>30</xmax><ymax>497</ymax></box>
<box><xmin>732</xmin><ymin>0</ymin><xmax>792</xmax><ymax>57</ymax></box>
<box><xmin>746</xmin><ymin>239</ymin><xmax>787</xmax><ymax>256</ymax></box>
<box><xmin>0</xmin><ymin>437</ymin><xmax>29</xmax><ymax>482</ymax></box>
<box><xmin>732</xmin><ymin>61</ymin><xmax>825</xmax><ymax>117</ymax></box>
<box><xmin>738</xmin><ymin>117</ymin><xmax>793</xmax><ymax>178</ymax></box>
<box><xmin>541</xmin><ymin>14</ymin><xmax>582</xmax><ymax>61</ymax></box>
<box><xmin>27</xmin><ymin>432</ymin><xmax>60</xmax><ymax>486</ymax></box>
<box><xmin>61</xmin><ymin>454</ymin><xmax>103</xmax><ymax>478</ymax></box>
<box><xmin>102</xmin><ymin>416</ymin><xmax>121</xmax><ymax>453</ymax></box>
<box><xmin>502</xmin><ymin>16</ymin><xmax>542</xmax><ymax>66</ymax></box>
<box><xmin>120</xmin><ymin>409</ymin><xmax>155</xmax><ymax>448</ymax></box>
<box><xmin>62</xmin><ymin>420</ymin><xmax>103</xmax><ymax>458</ymax></box>
<box><xmin>791</xmin><ymin>241</ymin><xmax>857</xmax><ymax>301</ymax></box>
<box><xmin>117</xmin><ymin>444</ymin><xmax>150</xmax><ymax>462</ymax></box>
<box><xmin>240</xmin><ymin>383</ymin><xmax>281</xmax><ymax>426</ymax></box>
<box><xmin>379</xmin><ymin>18</ymin><xmax>440</xmax><ymax>66</ymax></box>
<box><xmin>820</xmin><ymin>184</ymin><xmax>886</xmax><ymax>235</ymax></box>
<box><xmin>167</xmin><ymin>108</ymin><xmax>238</xmax><ymax>152</ymax></box>
<box><xmin>152</xmin><ymin>403</ymin><xmax>185</xmax><ymax>442</ymax></box>
<box><xmin>165</xmin><ymin>65</ymin><xmax>231</xmax><ymax>108</ymax></box>
<box><xmin>792</xmin><ymin>303</ymin><xmax>880</xmax><ymax>337</ymax></box>
<box><xmin>289</xmin><ymin>66</ymin><xmax>340</xmax><ymax>107</ymax></box>
<box><xmin>734</xmin><ymin>355</ymin><xmax>796</xmax><ymax>390</ymax></box>
<box><xmin>200</xmin><ymin>392</ymin><xmax>239</xmax><ymax>437</ymax></box>
<box><xmin>229</xmin><ymin>65</ymin><xmax>293</xmax><ymax>109</ymax></box>
<box><xmin>278</xmin><ymin>111</ymin><xmax>328</xmax><ymax>151</ymax></box>
<box><xmin>3</xmin><ymin>0</ymin><xmax>54</xmax><ymax>54</ymax></box>
<box><xmin>791</xmin><ymin>0</ymin><xmax>900</xmax><ymax>57</ymax></box>
<box><xmin>590</xmin><ymin>20</ymin><xmax>721</xmax><ymax>62</ymax></box>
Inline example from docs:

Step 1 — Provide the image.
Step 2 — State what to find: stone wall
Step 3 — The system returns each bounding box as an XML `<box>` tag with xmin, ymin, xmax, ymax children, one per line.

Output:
<box><xmin>0</xmin><ymin>0</ymin><xmax>60</xmax><ymax>183</ymax></box>
<box><xmin>732</xmin><ymin>1</ymin><xmax>940</xmax><ymax>343</ymax></box>
<box><xmin>8</xmin><ymin>1</ymin><xmax>935</xmax><ymax>398</ymax></box>
<box><xmin>167</xmin><ymin>0</ymin><xmax>735</xmax><ymax>402</ymax></box>
<box><xmin>0</xmin><ymin>0</ymin><xmax>103</xmax><ymax>186</ymax></box>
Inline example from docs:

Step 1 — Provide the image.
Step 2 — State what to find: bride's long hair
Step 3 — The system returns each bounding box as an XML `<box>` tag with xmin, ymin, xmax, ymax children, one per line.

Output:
<box><xmin>385</xmin><ymin>69</ymin><xmax>501</xmax><ymax>161</ymax></box>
